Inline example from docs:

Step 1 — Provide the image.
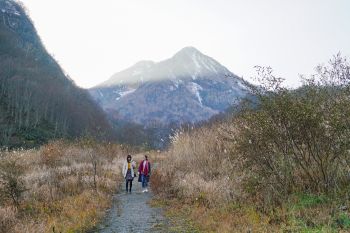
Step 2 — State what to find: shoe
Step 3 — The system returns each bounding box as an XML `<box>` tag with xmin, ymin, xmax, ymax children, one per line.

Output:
<box><xmin>145</xmin><ymin>188</ymin><xmax>148</xmax><ymax>193</ymax></box>
<box><xmin>142</xmin><ymin>189</ymin><xmax>146</xmax><ymax>193</ymax></box>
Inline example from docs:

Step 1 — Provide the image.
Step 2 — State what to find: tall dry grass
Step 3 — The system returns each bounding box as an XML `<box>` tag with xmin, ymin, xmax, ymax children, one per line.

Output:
<box><xmin>152</xmin><ymin>124</ymin><xmax>246</xmax><ymax>207</ymax></box>
<box><xmin>0</xmin><ymin>139</ymin><xmax>125</xmax><ymax>233</ymax></box>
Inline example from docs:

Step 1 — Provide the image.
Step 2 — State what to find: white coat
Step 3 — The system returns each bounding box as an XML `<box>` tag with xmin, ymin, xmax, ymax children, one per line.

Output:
<box><xmin>122</xmin><ymin>160</ymin><xmax>136</xmax><ymax>178</ymax></box>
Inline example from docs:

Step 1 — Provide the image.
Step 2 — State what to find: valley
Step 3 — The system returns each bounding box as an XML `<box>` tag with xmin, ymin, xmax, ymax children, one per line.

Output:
<box><xmin>1</xmin><ymin>0</ymin><xmax>350</xmax><ymax>232</ymax></box>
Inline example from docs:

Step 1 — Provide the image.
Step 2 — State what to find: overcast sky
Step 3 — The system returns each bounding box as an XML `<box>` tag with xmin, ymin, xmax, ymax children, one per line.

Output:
<box><xmin>22</xmin><ymin>0</ymin><xmax>350</xmax><ymax>88</ymax></box>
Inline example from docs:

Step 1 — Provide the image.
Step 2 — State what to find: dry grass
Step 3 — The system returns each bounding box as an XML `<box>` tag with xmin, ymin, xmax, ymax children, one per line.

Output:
<box><xmin>0</xmin><ymin>140</ymin><xmax>126</xmax><ymax>233</ymax></box>
<box><xmin>151</xmin><ymin>124</ymin><xmax>271</xmax><ymax>233</ymax></box>
<box><xmin>153</xmin><ymin>125</ymin><xmax>245</xmax><ymax>207</ymax></box>
<box><xmin>153</xmin><ymin>124</ymin><xmax>350</xmax><ymax>232</ymax></box>
<box><xmin>153</xmin><ymin>198</ymin><xmax>277</xmax><ymax>233</ymax></box>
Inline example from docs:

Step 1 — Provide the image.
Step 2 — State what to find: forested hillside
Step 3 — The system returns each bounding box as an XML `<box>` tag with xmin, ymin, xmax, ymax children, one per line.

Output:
<box><xmin>0</xmin><ymin>0</ymin><xmax>112</xmax><ymax>148</ymax></box>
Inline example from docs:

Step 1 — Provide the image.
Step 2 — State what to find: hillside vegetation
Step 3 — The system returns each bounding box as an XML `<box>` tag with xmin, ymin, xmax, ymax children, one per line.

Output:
<box><xmin>153</xmin><ymin>54</ymin><xmax>350</xmax><ymax>232</ymax></box>
<box><xmin>0</xmin><ymin>139</ymin><xmax>127</xmax><ymax>233</ymax></box>
<box><xmin>0</xmin><ymin>0</ymin><xmax>113</xmax><ymax>148</ymax></box>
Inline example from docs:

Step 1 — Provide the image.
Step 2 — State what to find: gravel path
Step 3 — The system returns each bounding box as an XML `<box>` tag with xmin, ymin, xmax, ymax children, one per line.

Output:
<box><xmin>91</xmin><ymin>179</ymin><xmax>167</xmax><ymax>233</ymax></box>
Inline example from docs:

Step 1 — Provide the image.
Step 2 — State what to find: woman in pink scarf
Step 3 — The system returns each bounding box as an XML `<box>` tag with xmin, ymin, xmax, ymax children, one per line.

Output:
<box><xmin>138</xmin><ymin>155</ymin><xmax>151</xmax><ymax>193</ymax></box>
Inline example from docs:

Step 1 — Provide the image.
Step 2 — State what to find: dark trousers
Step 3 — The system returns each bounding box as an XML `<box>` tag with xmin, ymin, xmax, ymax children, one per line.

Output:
<box><xmin>126</xmin><ymin>180</ymin><xmax>132</xmax><ymax>192</ymax></box>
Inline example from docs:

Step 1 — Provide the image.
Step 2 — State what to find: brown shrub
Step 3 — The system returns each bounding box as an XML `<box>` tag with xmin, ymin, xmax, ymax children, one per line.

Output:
<box><xmin>40</xmin><ymin>140</ymin><xmax>66</xmax><ymax>167</ymax></box>
<box><xmin>0</xmin><ymin>206</ymin><xmax>17</xmax><ymax>233</ymax></box>
<box><xmin>0</xmin><ymin>159</ymin><xmax>26</xmax><ymax>208</ymax></box>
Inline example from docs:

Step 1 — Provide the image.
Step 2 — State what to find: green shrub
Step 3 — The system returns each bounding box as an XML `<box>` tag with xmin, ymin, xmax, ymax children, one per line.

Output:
<box><xmin>334</xmin><ymin>213</ymin><xmax>350</xmax><ymax>229</ymax></box>
<box><xmin>234</xmin><ymin>54</ymin><xmax>350</xmax><ymax>206</ymax></box>
<box><xmin>295</xmin><ymin>194</ymin><xmax>328</xmax><ymax>209</ymax></box>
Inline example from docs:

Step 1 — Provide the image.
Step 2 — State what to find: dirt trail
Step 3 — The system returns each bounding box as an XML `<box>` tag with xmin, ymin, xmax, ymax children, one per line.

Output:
<box><xmin>91</xmin><ymin>163</ymin><xmax>168</xmax><ymax>233</ymax></box>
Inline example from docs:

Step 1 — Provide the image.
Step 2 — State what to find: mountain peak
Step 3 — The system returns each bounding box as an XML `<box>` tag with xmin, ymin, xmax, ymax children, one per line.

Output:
<box><xmin>180</xmin><ymin>46</ymin><xmax>201</xmax><ymax>53</ymax></box>
<box><xmin>90</xmin><ymin>46</ymin><xmax>251</xmax><ymax>128</ymax></box>
<box><xmin>133</xmin><ymin>60</ymin><xmax>155</xmax><ymax>68</ymax></box>
<box><xmin>173</xmin><ymin>46</ymin><xmax>203</xmax><ymax>58</ymax></box>
<box><xmin>169</xmin><ymin>46</ymin><xmax>231</xmax><ymax>78</ymax></box>
<box><xmin>95</xmin><ymin>46</ymin><xmax>236</xmax><ymax>88</ymax></box>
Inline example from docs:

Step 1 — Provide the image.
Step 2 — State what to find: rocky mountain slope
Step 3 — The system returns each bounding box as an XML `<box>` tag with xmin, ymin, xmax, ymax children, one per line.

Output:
<box><xmin>90</xmin><ymin>47</ymin><xmax>251</xmax><ymax>126</ymax></box>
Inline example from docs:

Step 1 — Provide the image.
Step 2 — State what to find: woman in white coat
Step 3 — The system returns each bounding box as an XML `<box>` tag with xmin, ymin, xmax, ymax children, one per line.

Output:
<box><xmin>122</xmin><ymin>154</ymin><xmax>136</xmax><ymax>193</ymax></box>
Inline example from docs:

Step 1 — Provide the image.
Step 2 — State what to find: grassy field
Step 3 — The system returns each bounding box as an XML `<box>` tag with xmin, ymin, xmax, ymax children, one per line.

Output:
<box><xmin>0</xmin><ymin>139</ymin><xmax>127</xmax><ymax>233</ymax></box>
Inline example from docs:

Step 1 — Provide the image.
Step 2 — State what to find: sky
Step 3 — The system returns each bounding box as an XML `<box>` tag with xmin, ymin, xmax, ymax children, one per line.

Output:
<box><xmin>22</xmin><ymin>0</ymin><xmax>350</xmax><ymax>88</ymax></box>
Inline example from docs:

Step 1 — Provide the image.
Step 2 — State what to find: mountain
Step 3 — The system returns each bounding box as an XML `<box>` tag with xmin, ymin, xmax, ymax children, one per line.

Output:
<box><xmin>0</xmin><ymin>0</ymin><xmax>113</xmax><ymax>148</ymax></box>
<box><xmin>90</xmin><ymin>47</ymin><xmax>251</xmax><ymax>126</ymax></box>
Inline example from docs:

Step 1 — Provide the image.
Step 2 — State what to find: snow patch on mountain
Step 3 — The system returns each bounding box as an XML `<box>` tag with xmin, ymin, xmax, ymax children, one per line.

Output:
<box><xmin>192</xmin><ymin>53</ymin><xmax>201</xmax><ymax>71</ymax></box>
<box><xmin>172</xmin><ymin>79</ymin><xmax>183</xmax><ymax>89</ymax></box>
<box><xmin>119</xmin><ymin>88</ymin><xmax>136</xmax><ymax>97</ymax></box>
<box><xmin>115</xmin><ymin>88</ymin><xmax>136</xmax><ymax>101</ymax></box>
<box><xmin>98</xmin><ymin>91</ymin><xmax>104</xmax><ymax>97</ymax></box>
<box><xmin>187</xmin><ymin>82</ymin><xmax>203</xmax><ymax>105</ymax></box>
<box><xmin>132</xmin><ymin>70</ymin><xmax>142</xmax><ymax>76</ymax></box>
<box><xmin>237</xmin><ymin>80</ymin><xmax>248</xmax><ymax>90</ymax></box>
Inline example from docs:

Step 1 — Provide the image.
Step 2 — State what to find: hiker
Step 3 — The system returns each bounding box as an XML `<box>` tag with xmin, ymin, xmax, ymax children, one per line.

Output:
<box><xmin>122</xmin><ymin>154</ymin><xmax>136</xmax><ymax>193</ymax></box>
<box><xmin>138</xmin><ymin>155</ymin><xmax>151</xmax><ymax>193</ymax></box>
